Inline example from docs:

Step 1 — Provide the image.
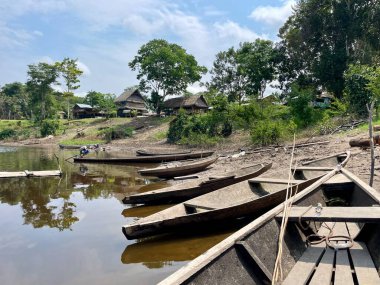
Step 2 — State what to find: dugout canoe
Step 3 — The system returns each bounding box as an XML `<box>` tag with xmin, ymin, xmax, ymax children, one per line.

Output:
<box><xmin>138</xmin><ymin>156</ymin><xmax>219</xmax><ymax>179</ymax></box>
<box><xmin>136</xmin><ymin>149</ymin><xmax>192</xmax><ymax>156</ymax></box>
<box><xmin>122</xmin><ymin>172</ymin><xmax>325</xmax><ymax>239</ymax></box>
<box><xmin>123</xmin><ymin>152</ymin><xmax>350</xmax><ymax>239</ymax></box>
<box><xmin>123</xmin><ymin>163</ymin><xmax>272</xmax><ymax>204</ymax></box>
<box><xmin>159</xmin><ymin>162</ymin><xmax>380</xmax><ymax>284</ymax></box>
<box><xmin>73</xmin><ymin>150</ymin><xmax>214</xmax><ymax>164</ymax></box>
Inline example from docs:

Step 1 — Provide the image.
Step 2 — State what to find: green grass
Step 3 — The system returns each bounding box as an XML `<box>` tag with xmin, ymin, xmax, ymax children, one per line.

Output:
<box><xmin>0</xmin><ymin>120</ymin><xmax>32</xmax><ymax>130</ymax></box>
<box><xmin>151</xmin><ymin>130</ymin><xmax>168</xmax><ymax>141</ymax></box>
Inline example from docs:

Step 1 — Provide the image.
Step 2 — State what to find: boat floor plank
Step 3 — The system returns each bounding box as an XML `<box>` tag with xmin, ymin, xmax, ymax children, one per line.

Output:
<box><xmin>284</xmin><ymin>222</ymin><xmax>335</xmax><ymax>285</ymax></box>
<box><xmin>335</xmin><ymin>250</ymin><xmax>354</xmax><ymax>285</ymax></box>
<box><xmin>282</xmin><ymin>246</ymin><xmax>325</xmax><ymax>285</ymax></box>
<box><xmin>276</xmin><ymin>207</ymin><xmax>380</xmax><ymax>223</ymax></box>
<box><xmin>350</xmin><ymin>241</ymin><xmax>380</xmax><ymax>284</ymax></box>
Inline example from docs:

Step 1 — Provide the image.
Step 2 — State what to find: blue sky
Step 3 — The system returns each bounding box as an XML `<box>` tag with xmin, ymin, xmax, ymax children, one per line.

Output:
<box><xmin>0</xmin><ymin>0</ymin><xmax>295</xmax><ymax>96</ymax></box>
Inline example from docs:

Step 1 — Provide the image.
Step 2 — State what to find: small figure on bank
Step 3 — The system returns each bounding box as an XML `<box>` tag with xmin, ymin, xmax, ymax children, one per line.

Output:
<box><xmin>79</xmin><ymin>146</ymin><xmax>89</xmax><ymax>157</ymax></box>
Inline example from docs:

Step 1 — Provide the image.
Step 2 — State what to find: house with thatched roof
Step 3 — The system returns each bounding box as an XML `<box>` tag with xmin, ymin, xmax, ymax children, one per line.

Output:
<box><xmin>114</xmin><ymin>88</ymin><xmax>147</xmax><ymax>117</ymax></box>
<box><xmin>163</xmin><ymin>95</ymin><xmax>209</xmax><ymax>115</ymax></box>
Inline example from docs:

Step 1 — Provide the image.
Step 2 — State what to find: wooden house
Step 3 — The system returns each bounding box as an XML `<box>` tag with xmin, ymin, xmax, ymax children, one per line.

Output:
<box><xmin>114</xmin><ymin>88</ymin><xmax>147</xmax><ymax>117</ymax></box>
<box><xmin>72</xmin><ymin>104</ymin><xmax>100</xmax><ymax>119</ymax></box>
<box><xmin>163</xmin><ymin>95</ymin><xmax>209</xmax><ymax>115</ymax></box>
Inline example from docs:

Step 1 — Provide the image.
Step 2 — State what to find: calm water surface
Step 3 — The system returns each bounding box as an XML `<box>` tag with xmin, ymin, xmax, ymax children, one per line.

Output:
<box><xmin>0</xmin><ymin>146</ymin><xmax>233</xmax><ymax>285</ymax></box>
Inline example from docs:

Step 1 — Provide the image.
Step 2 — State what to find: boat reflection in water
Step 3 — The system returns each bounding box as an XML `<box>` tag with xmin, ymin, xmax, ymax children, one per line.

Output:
<box><xmin>121</xmin><ymin>229</ymin><xmax>234</xmax><ymax>269</ymax></box>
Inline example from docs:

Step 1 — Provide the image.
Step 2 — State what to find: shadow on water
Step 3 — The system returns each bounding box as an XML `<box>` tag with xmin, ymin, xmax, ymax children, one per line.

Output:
<box><xmin>121</xmin><ymin>227</ymin><xmax>237</xmax><ymax>269</ymax></box>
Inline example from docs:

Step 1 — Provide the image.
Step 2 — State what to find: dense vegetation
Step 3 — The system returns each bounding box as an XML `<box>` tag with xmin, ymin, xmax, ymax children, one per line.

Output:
<box><xmin>2</xmin><ymin>0</ymin><xmax>380</xmax><ymax>146</ymax></box>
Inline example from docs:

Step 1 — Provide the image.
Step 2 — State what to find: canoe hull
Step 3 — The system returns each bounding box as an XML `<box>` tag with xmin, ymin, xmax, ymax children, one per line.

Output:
<box><xmin>73</xmin><ymin>150</ymin><xmax>214</xmax><ymax>164</ymax></box>
<box><xmin>138</xmin><ymin>157</ymin><xmax>218</xmax><ymax>178</ymax></box>
<box><xmin>123</xmin><ymin>163</ymin><xmax>272</xmax><ymax>204</ymax></box>
<box><xmin>122</xmin><ymin>176</ymin><xmax>320</xmax><ymax>239</ymax></box>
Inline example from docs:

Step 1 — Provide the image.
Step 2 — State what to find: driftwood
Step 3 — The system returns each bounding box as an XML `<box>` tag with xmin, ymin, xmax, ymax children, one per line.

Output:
<box><xmin>349</xmin><ymin>134</ymin><xmax>380</xmax><ymax>147</ymax></box>
<box><xmin>374</xmin><ymin>125</ymin><xmax>380</xmax><ymax>131</ymax></box>
<box><xmin>330</xmin><ymin>119</ymin><xmax>366</xmax><ymax>135</ymax></box>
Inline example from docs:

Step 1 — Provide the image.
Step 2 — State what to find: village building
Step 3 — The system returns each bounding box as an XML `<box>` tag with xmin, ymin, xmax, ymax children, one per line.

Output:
<box><xmin>114</xmin><ymin>88</ymin><xmax>147</xmax><ymax>117</ymax></box>
<box><xmin>312</xmin><ymin>91</ymin><xmax>334</xmax><ymax>108</ymax></box>
<box><xmin>72</xmin><ymin>104</ymin><xmax>102</xmax><ymax>119</ymax></box>
<box><xmin>163</xmin><ymin>95</ymin><xmax>209</xmax><ymax>115</ymax></box>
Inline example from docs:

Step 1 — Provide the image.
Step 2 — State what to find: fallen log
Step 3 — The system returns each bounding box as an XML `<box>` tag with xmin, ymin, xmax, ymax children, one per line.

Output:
<box><xmin>349</xmin><ymin>134</ymin><xmax>380</xmax><ymax>147</ymax></box>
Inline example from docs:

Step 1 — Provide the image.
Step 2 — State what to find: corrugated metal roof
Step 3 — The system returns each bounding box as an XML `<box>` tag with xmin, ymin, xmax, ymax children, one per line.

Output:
<box><xmin>75</xmin><ymin>104</ymin><xmax>93</xmax><ymax>109</ymax></box>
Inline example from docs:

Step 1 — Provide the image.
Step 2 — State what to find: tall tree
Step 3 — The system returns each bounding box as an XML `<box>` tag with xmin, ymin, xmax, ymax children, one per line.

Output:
<box><xmin>84</xmin><ymin>91</ymin><xmax>116</xmax><ymax>118</ymax></box>
<box><xmin>26</xmin><ymin>63</ymin><xmax>59</xmax><ymax>120</ymax></box>
<box><xmin>207</xmin><ymin>39</ymin><xmax>277</xmax><ymax>104</ymax></box>
<box><xmin>0</xmin><ymin>82</ymin><xmax>29</xmax><ymax>119</ymax></box>
<box><xmin>56</xmin><ymin>58</ymin><xmax>84</xmax><ymax>119</ymax></box>
<box><xmin>237</xmin><ymin>40</ymin><xmax>278</xmax><ymax>100</ymax></box>
<box><xmin>207</xmin><ymin>47</ymin><xmax>248</xmax><ymax>104</ymax></box>
<box><xmin>279</xmin><ymin>0</ymin><xmax>380</xmax><ymax>98</ymax></box>
<box><xmin>129</xmin><ymin>39</ymin><xmax>207</xmax><ymax>114</ymax></box>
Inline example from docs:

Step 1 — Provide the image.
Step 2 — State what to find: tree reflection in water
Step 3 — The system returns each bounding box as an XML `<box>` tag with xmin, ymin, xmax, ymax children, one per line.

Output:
<box><xmin>0</xmin><ymin>146</ymin><xmax>159</xmax><ymax>231</ymax></box>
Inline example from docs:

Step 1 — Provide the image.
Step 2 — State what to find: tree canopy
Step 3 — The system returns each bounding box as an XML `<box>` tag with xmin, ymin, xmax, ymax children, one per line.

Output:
<box><xmin>207</xmin><ymin>39</ymin><xmax>278</xmax><ymax>104</ymax></box>
<box><xmin>129</xmin><ymin>39</ymin><xmax>207</xmax><ymax>114</ymax></box>
<box><xmin>278</xmin><ymin>0</ymin><xmax>380</xmax><ymax>98</ymax></box>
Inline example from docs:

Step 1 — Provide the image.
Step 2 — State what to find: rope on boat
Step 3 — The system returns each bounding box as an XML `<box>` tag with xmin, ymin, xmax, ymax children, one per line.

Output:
<box><xmin>272</xmin><ymin>134</ymin><xmax>298</xmax><ymax>284</ymax></box>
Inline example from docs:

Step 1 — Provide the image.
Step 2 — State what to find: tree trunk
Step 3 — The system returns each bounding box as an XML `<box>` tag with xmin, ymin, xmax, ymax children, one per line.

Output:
<box><xmin>367</xmin><ymin>101</ymin><xmax>375</xmax><ymax>187</ymax></box>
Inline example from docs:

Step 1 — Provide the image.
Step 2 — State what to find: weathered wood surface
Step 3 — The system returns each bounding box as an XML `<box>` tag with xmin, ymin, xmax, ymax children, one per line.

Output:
<box><xmin>122</xmin><ymin>174</ymin><xmax>321</xmax><ymax>239</ymax></box>
<box><xmin>157</xmin><ymin>162</ymin><xmax>380</xmax><ymax>285</ymax></box>
<box><xmin>0</xmin><ymin>170</ymin><xmax>62</xmax><ymax>178</ymax></box>
<box><xmin>276</xmin><ymin>206</ymin><xmax>380</xmax><ymax>223</ymax></box>
<box><xmin>138</xmin><ymin>156</ymin><xmax>218</xmax><ymax>178</ymax></box>
<box><xmin>248</xmin><ymin>178</ymin><xmax>304</xmax><ymax>184</ymax></box>
<box><xmin>349</xmin><ymin>135</ymin><xmax>380</xmax><ymax>147</ymax></box>
<box><xmin>73</xmin><ymin>150</ymin><xmax>214</xmax><ymax>164</ymax></box>
<box><xmin>123</xmin><ymin>163</ymin><xmax>271</xmax><ymax>204</ymax></box>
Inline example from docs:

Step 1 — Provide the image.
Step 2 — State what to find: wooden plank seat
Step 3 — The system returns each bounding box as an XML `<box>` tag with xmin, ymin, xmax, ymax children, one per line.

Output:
<box><xmin>276</xmin><ymin>206</ymin><xmax>380</xmax><ymax>223</ymax></box>
<box><xmin>291</xmin><ymin>166</ymin><xmax>336</xmax><ymax>171</ymax></box>
<box><xmin>248</xmin><ymin>178</ymin><xmax>304</xmax><ymax>184</ymax></box>
<box><xmin>283</xmin><ymin>222</ymin><xmax>380</xmax><ymax>284</ymax></box>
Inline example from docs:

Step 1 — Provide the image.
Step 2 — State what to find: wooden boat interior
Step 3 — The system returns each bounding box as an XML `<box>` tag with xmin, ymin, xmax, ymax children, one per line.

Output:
<box><xmin>162</xmin><ymin>169</ymin><xmax>380</xmax><ymax>285</ymax></box>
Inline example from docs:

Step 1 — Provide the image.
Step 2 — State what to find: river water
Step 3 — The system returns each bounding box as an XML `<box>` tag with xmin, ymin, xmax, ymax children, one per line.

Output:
<box><xmin>0</xmin><ymin>146</ymin><xmax>232</xmax><ymax>285</ymax></box>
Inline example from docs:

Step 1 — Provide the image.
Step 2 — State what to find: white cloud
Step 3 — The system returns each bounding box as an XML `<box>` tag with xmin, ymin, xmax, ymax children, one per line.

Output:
<box><xmin>77</xmin><ymin>61</ymin><xmax>91</xmax><ymax>76</ymax></box>
<box><xmin>214</xmin><ymin>20</ymin><xmax>264</xmax><ymax>42</ymax></box>
<box><xmin>249</xmin><ymin>0</ymin><xmax>295</xmax><ymax>26</ymax></box>
<box><xmin>0</xmin><ymin>23</ymin><xmax>37</xmax><ymax>48</ymax></box>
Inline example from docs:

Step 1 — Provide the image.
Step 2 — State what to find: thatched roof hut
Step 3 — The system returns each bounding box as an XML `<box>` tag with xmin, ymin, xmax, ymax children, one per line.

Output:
<box><xmin>163</xmin><ymin>95</ymin><xmax>209</xmax><ymax>114</ymax></box>
<box><xmin>114</xmin><ymin>88</ymin><xmax>147</xmax><ymax>116</ymax></box>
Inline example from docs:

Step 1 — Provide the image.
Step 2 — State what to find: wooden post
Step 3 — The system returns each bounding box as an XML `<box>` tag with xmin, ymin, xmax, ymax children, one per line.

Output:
<box><xmin>367</xmin><ymin>101</ymin><xmax>375</xmax><ymax>186</ymax></box>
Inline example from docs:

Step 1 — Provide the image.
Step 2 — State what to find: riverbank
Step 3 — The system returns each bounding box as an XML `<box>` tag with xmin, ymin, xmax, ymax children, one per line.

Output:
<box><xmin>1</xmin><ymin>116</ymin><xmax>379</xmax><ymax>191</ymax></box>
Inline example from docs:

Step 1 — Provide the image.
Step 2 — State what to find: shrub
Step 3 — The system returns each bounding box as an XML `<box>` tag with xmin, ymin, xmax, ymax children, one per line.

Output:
<box><xmin>167</xmin><ymin>109</ymin><xmax>189</xmax><ymax>143</ymax></box>
<box><xmin>0</xmin><ymin>129</ymin><xmax>16</xmax><ymax>140</ymax></box>
<box><xmin>40</xmin><ymin>120</ymin><xmax>60</xmax><ymax>137</ymax></box>
<box><xmin>250</xmin><ymin>120</ymin><xmax>295</xmax><ymax>146</ymax></box>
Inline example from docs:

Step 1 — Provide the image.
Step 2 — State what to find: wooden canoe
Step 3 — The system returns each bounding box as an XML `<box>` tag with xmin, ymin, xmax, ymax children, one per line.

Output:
<box><xmin>123</xmin><ymin>163</ymin><xmax>272</xmax><ymax>204</ymax></box>
<box><xmin>73</xmin><ymin>150</ymin><xmax>214</xmax><ymax>164</ymax></box>
<box><xmin>136</xmin><ymin>149</ymin><xmax>192</xmax><ymax>156</ymax></box>
<box><xmin>138</xmin><ymin>157</ymin><xmax>219</xmax><ymax>179</ymax></box>
<box><xmin>122</xmin><ymin>171</ymin><xmax>326</xmax><ymax>239</ymax></box>
<box><xmin>123</xmin><ymin>152</ymin><xmax>350</xmax><ymax>239</ymax></box>
<box><xmin>159</xmin><ymin>165</ymin><xmax>380</xmax><ymax>285</ymax></box>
